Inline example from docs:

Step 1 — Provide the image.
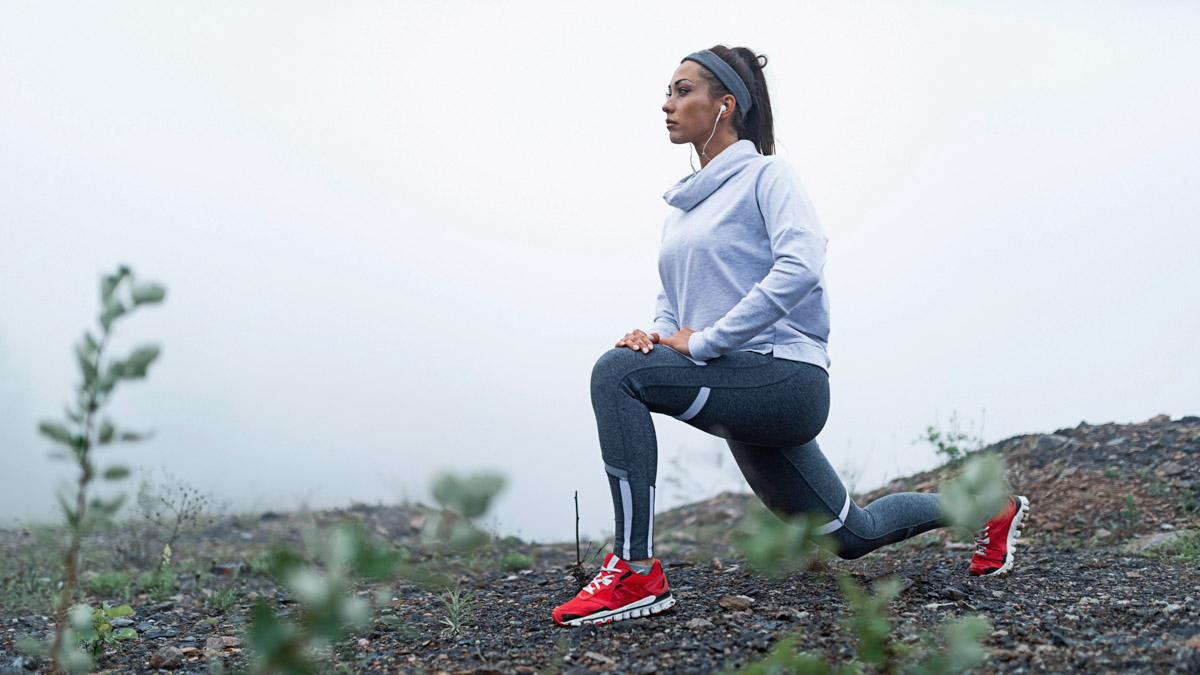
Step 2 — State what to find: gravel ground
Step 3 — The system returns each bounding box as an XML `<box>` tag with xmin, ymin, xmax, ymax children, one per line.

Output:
<box><xmin>2</xmin><ymin>415</ymin><xmax>1198</xmax><ymax>673</ymax></box>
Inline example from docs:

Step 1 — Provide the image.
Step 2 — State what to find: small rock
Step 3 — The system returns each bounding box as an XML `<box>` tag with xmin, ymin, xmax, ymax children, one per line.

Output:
<box><xmin>1147</xmin><ymin>414</ymin><xmax>1170</xmax><ymax>423</ymax></box>
<box><xmin>8</xmin><ymin>655</ymin><xmax>37</xmax><ymax>671</ymax></box>
<box><xmin>1096</xmin><ymin>528</ymin><xmax>1111</xmax><ymax>538</ymax></box>
<box><xmin>1159</xmin><ymin>461</ymin><xmax>1186</xmax><ymax>477</ymax></box>
<box><xmin>1161</xmin><ymin>523</ymin><xmax>1175</xmax><ymax>530</ymax></box>
<box><xmin>1038</xmin><ymin>435</ymin><xmax>1070</xmax><ymax>451</ymax></box>
<box><xmin>143</xmin><ymin>628</ymin><xmax>177</xmax><ymax>639</ymax></box>
<box><xmin>584</xmin><ymin>651</ymin><xmax>616</xmax><ymax>665</ymax></box>
<box><xmin>148</xmin><ymin>646</ymin><xmax>183</xmax><ymax>669</ymax></box>
<box><xmin>109</xmin><ymin>616</ymin><xmax>134</xmax><ymax>628</ymax></box>
<box><xmin>1105</xmin><ymin>437</ymin><xmax>1126</xmax><ymax>447</ymax></box>
<box><xmin>941</xmin><ymin>587</ymin><xmax>968</xmax><ymax>601</ymax></box>
<box><xmin>718</xmin><ymin>595</ymin><xmax>754</xmax><ymax>611</ymax></box>
<box><xmin>1122</xmin><ymin>529</ymin><xmax>1194</xmax><ymax>553</ymax></box>
<box><xmin>685</xmin><ymin>618</ymin><xmax>714</xmax><ymax>630</ymax></box>
<box><xmin>992</xmin><ymin>590</ymin><xmax>1005</xmax><ymax>598</ymax></box>
<box><xmin>205</xmin><ymin>636</ymin><xmax>242</xmax><ymax>651</ymax></box>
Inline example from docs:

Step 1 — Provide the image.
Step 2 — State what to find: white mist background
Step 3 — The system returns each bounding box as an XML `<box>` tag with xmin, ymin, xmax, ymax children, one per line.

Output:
<box><xmin>2</xmin><ymin>2</ymin><xmax>1197</xmax><ymax>543</ymax></box>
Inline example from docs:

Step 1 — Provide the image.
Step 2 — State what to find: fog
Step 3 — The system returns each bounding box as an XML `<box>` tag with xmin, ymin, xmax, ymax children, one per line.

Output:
<box><xmin>2</xmin><ymin>1</ymin><xmax>1197</xmax><ymax>544</ymax></box>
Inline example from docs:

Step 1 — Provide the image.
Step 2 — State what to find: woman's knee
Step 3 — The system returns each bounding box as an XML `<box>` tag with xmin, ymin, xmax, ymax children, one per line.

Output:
<box><xmin>590</xmin><ymin>348</ymin><xmax>640</xmax><ymax>396</ymax></box>
<box><xmin>827</xmin><ymin>531</ymin><xmax>872</xmax><ymax>560</ymax></box>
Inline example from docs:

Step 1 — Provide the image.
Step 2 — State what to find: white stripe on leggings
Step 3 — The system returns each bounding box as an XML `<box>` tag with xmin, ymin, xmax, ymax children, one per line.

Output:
<box><xmin>674</xmin><ymin>387</ymin><xmax>711</xmax><ymax>421</ymax></box>
<box><xmin>619</xmin><ymin>477</ymin><xmax>633</xmax><ymax>559</ymax></box>
<box><xmin>647</xmin><ymin>485</ymin><xmax>655</xmax><ymax>558</ymax></box>
<box><xmin>816</xmin><ymin>492</ymin><xmax>851</xmax><ymax>535</ymax></box>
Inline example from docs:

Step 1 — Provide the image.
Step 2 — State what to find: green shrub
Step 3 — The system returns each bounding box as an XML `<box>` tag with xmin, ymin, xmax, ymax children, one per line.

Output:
<box><xmin>499</xmin><ymin>551</ymin><xmax>533</xmax><ymax>572</ymax></box>
<box><xmin>915</xmin><ymin>411</ymin><xmax>986</xmax><ymax>466</ymax></box>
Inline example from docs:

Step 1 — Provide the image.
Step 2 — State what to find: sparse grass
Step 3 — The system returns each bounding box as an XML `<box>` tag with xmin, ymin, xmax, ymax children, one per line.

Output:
<box><xmin>1180</xmin><ymin>488</ymin><xmax>1198</xmax><ymax>514</ymax></box>
<box><xmin>1103</xmin><ymin>467</ymin><xmax>1121</xmax><ymax>479</ymax></box>
<box><xmin>437</xmin><ymin>587</ymin><xmax>479</xmax><ymax>636</ymax></box>
<box><xmin>86</xmin><ymin>571</ymin><xmax>132</xmax><ymax>598</ymax></box>
<box><xmin>1119</xmin><ymin>494</ymin><xmax>1141</xmax><ymax>534</ymax></box>
<box><xmin>203</xmin><ymin>586</ymin><xmax>239</xmax><ymax>614</ymax></box>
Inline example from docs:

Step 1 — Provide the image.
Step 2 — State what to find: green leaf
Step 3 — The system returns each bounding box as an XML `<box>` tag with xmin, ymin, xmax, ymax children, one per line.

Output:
<box><xmin>57</xmin><ymin>493</ymin><xmax>80</xmax><ymax>528</ymax></box>
<box><xmin>432</xmin><ymin>472</ymin><xmax>505</xmax><ymax>518</ymax></box>
<box><xmin>112</xmin><ymin>605</ymin><xmax>134</xmax><ymax>617</ymax></box>
<box><xmin>99</xmin><ymin>302</ymin><xmax>126</xmax><ymax>332</ymax></box>
<box><xmin>39</xmin><ymin>421</ymin><xmax>75</xmax><ymax>446</ymax></box>
<box><xmin>120</xmin><ymin>345</ymin><xmax>160</xmax><ymax>379</ymax></box>
<box><xmin>115</xmin><ymin>628</ymin><xmax>137</xmax><ymax>640</ymax></box>
<box><xmin>119</xmin><ymin>430</ymin><xmax>150</xmax><ymax>443</ymax></box>
<box><xmin>103</xmin><ymin>466</ymin><xmax>130</xmax><ymax>481</ymax></box>
<box><xmin>101</xmin><ymin>275</ymin><xmax>119</xmax><ymax>305</ymax></box>
<box><xmin>98</xmin><ymin>420</ymin><xmax>115</xmax><ymax>445</ymax></box>
<box><xmin>76</xmin><ymin>343</ymin><xmax>98</xmax><ymax>385</ymax></box>
<box><xmin>89</xmin><ymin>494</ymin><xmax>127</xmax><ymax>519</ymax></box>
<box><xmin>131</xmin><ymin>282</ymin><xmax>166</xmax><ymax>305</ymax></box>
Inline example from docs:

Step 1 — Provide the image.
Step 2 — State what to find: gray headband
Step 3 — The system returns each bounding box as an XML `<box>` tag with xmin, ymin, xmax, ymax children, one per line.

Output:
<box><xmin>682</xmin><ymin>50</ymin><xmax>753</xmax><ymax>121</ymax></box>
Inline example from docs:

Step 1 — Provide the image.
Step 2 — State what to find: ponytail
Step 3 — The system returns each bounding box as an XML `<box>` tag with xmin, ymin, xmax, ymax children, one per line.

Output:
<box><xmin>695</xmin><ymin>45</ymin><xmax>775</xmax><ymax>155</ymax></box>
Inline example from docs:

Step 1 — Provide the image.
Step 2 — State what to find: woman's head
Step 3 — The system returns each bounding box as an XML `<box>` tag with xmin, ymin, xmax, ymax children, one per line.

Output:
<box><xmin>663</xmin><ymin>46</ymin><xmax>774</xmax><ymax>156</ymax></box>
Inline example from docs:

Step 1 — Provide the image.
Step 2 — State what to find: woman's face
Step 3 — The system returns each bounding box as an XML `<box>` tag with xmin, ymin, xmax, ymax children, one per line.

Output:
<box><xmin>663</xmin><ymin>60</ymin><xmax>723</xmax><ymax>146</ymax></box>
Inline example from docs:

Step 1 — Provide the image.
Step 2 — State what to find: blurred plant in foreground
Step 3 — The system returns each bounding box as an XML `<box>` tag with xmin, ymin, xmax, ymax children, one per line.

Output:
<box><xmin>31</xmin><ymin>265</ymin><xmax>165</xmax><ymax>673</ymax></box>
<box><xmin>735</xmin><ymin>452</ymin><xmax>1008</xmax><ymax>673</ymax></box>
<box><xmin>247</xmin><ymin>472</ymin><xmax>505</xmax><ymax>675</ymax></box>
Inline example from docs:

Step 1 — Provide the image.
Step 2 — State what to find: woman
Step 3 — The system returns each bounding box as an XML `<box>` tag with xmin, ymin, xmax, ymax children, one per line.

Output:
<box><xmin>552</xmin><ymin>46</ymin><xmax>1029</xmax><ymax>627</ymax></box>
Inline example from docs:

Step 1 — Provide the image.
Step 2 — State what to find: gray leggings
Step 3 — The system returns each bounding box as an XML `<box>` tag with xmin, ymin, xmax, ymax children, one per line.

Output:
<box><xmin>591</xmin><ymin>345</ymin><xmax>944</xmax><ymax>561</ymax></box>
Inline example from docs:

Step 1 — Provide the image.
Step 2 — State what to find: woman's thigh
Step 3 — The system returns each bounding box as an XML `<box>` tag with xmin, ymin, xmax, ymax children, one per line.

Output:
<box><xmin>591</xmin><ymin>346</ymin><xmax>829</xmax><ymax>448</ymax></box>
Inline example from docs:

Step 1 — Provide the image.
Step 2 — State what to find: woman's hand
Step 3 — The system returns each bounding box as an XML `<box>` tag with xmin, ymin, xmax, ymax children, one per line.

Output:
<box><xmin>616</xmin><ymin>329</ymin><xmax>660</xmax><ymax>354</ymax></box>
<box><xmin>658</xmin><ymin>326</ymin><xmax>695</xmax><ymax>356</ymax></box>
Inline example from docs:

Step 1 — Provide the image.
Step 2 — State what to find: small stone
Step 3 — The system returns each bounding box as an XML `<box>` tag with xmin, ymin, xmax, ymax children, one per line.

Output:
<box><xmin>1038</xmin><ymin>435</ymin><xmax>1070</xmax><ymax>451</ymax></box>
<box><xmin>149</xmin><ymin>646</ymin><xmax>183</xmax><ymax>669</ymax></box>
<box><xmin>143</xmin><ymin>628</ymin><xmax>177</xmax><ymax>639</ymax></box>
<box><xmin>205</xmin><ymin>636</ymin><xmax>242</xmax><ymax>651</ymax></box>
<box><xmin>1123</xmin><ymin>529</ymin><xmax>1194</xmax><ymax>553</ymax></box>
<box><xmin>685</xmin><ymin>618</ymin><xmax>714</xmax><ymax>630</ymax></box>
<box><xmin>717</xmin><ymin>595</ymin><xmax>754</xmax><ymax>611</ymax></box>
<box><xmin>992</xmin><ymin>590</ymin><xmax>1005</xmax><ymax>598</ymax></box>
<box><xmin>941</xmin><ymin>587</ymin><xmax>968</xmax><ymax>601</ymax></box>
<box><xmin>1096</xmin><ymin>528</ymin><xmax>1111</xmax><ymax>538</ymax></box>
<box><xmin>109</xmin><ymin>616</ymin><xmax>134</xmax><ymax>628</ymax></box>
<box><xmin>1148</xmin><ymin>414</ymin><xmax>1170</xmax><ymax>423</ymax></box>
<box><xmin>1105</xmin><ymin>437</ymin><xmax>1126</xmax><ymax>447</ymax></box>
<box><xmin>1162</xmin><ymin>523</ymin><xmax>1176</xmax><ymax>530</ymax></box>
<box><xmin>1159</xmin><ymin>461</ymin><xmax>1186</xmax><ymax>476</ymax></box>
<box><xmin>584</xmin><ymin>651</ymin><xmax>616</xmax><ymax>665</ymax></box>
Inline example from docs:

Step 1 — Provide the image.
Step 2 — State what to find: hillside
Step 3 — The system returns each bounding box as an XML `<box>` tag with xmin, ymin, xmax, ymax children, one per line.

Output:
<box><xmin>2</xmin><ymin>415</ymin><xmax>1198</xmax><ymax>673</ymax></box>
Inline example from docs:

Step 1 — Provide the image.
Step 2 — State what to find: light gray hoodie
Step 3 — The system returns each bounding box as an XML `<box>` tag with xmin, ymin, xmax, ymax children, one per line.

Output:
<box><xmin>651</xmin><ymin>139</ymin><xmax>831</xmax><ymax>370</ymax></box>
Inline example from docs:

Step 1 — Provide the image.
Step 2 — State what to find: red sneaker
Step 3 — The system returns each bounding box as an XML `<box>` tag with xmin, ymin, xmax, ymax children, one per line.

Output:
<box><xmin>969</xmin><ymin>494</ymin><xmax>1030</xmax><ymax>577</ymax></box>
<box><xmin>552</xmin><ymin>553</ymin><xmax>675</xmax><ymax>626</ymax></box>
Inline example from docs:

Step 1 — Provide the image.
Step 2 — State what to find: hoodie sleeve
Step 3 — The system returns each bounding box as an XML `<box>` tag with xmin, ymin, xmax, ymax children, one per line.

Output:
<box><xmin>687</xmin><ymin>161</ymin><xmax>827</xmax><ymax>361</ymax></box>
<box><xmin>651</xmin><ymin>285</ymin><xmax>679</xmax><ymax>338</ymax></box>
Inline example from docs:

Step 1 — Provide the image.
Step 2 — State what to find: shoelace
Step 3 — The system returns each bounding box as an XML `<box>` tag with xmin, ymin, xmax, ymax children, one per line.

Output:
<box><xmin>583</xmin><ymin>562</ymin><xmax>622</xmax><ymax>595</ymax></box>
<box><xmin>972</xmin><ymin>526</ymin><xmax>991</xmax><ymax>557</ymax></box>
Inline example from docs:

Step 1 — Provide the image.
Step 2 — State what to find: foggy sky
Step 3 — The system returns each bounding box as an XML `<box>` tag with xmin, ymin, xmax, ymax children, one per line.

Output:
<box><xmin>2</xmin><ymin>1</ymin><xmax>1198</xmax><ymax>543</ymax></box>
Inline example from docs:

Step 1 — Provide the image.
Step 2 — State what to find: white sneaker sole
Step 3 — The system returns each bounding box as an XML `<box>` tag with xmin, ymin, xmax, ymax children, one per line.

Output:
<box><xmin>976</xmin><ymin>495</ymin><xmax>1030</xmax><ymax>577</ymax></box>
<box><xmin>562</xmin><ymin>592</ymin><xmax>676</xmax><ymax>627</ymax></box>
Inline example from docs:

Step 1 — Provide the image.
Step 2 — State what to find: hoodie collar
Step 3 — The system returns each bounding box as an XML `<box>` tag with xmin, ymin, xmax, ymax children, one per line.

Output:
<box><xmin>663</xmin><ymin>140</ymin><xmax>760</xmax><ymax>212</ymax></box>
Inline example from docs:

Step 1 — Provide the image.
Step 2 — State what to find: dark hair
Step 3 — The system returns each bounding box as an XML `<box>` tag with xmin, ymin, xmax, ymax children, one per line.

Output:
<box><xmin>694</xmin><ymin>45</ymin><xmax>774</xmax><ymax>155</ymax></box>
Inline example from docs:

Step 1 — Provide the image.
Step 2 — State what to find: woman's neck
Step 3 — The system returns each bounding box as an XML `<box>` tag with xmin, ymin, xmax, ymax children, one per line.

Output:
<box><xmin>695</xmin><ymin>132</ymin><xmax>739</xmax><ymax>169</ymax></box>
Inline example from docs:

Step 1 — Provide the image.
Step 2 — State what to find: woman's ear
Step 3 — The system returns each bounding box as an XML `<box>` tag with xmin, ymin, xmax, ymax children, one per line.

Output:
<box><xmin>722</xmin><ymin>95</ymin><xmax>737</xmax><ymax>119</ymax></box>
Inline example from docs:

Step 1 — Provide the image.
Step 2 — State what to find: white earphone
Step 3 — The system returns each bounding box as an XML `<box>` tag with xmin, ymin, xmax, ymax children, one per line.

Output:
<box><xmin>691</xmin><ymin>104</ymin><xmax>731</xmax><ymax>174</ymax></box>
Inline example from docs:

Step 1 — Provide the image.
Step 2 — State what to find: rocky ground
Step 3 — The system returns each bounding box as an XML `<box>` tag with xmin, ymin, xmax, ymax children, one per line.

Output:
<box><xmin>2</xmin><ymin>415</ymin><xmax>1198</xmax><ymax>673</ymax></box>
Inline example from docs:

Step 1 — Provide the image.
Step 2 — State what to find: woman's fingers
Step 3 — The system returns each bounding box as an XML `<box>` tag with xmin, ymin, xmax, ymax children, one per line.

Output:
<box><xmin>616</xmin><ymin>330</ymin><xmax>654</xmax><ymax>353</ymax></box>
